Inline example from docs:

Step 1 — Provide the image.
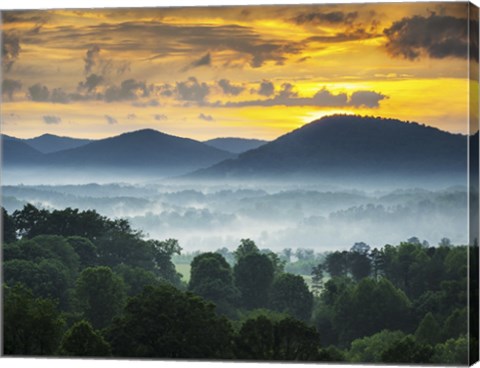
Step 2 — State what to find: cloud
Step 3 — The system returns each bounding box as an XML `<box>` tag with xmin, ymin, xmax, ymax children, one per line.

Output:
<box><xmin>293</xmin><ymin>11</ymin><xmax>358</xmax><ymax>25</ymax></box>
<box><xmin>154</xmin><ymin>114</ymin><xmax>168</xmax><ymax>121</ymax></box>
<box><xmin>132</xmin><ymin>99</ymin><xmax>160</xmax><ymax>107</ymax></box>
<box><xmin>257</xmin><ymin>80</ymin><xmax>275</xmax><ymax>96</ymax></box>
<box><xmin>2</xmin><ymin>79</ymin><xmax>22</xmax><ymax>100</ymax></box>
<box><xmin>349</xmin><ymin>90</ymin><xmax>388</xmax><ymax>108</ymax></box>
<box><xmin>182</xmin><ymin>52</ymin><xmax>211</xmax><ymax>72</ymax></box>
<box><xmin>198</xmin><ymin>113</ymin><xmax>214</xmax><ymax>122</ymax></box>
<box><xmin>78</xmin><ymin>73</ymin><xmax>104</xmax><ymax>92</ymax></box>
<box><xmin>104</xmin><ymin>79</ymin><xmax>149</xmax><ymax>102</ymax></box>
<box><xmin>28</xmin><ymin>83</ymin><xmax>50</xmax><ymax>102</ymax></box>
<box><xmin>42</xmin><ymin>115</ymin><xmax>61</xmax><ymax>124</ymax></box>
<box><xmin>218</xmin><ymin>79</ymin><xmax>244</xmax><ymax>96</ymax></box>
<box><xmin>2</xmin><ymin>32</ymin><xmax>21</xmax><ymax>72</ymax></box>
<box><xmin>84</xmin><ymin>45</ymin><xmax>101</xmax><ymax>75</ymax></box>
<box><xmin>127</xmin><ymin>113</ymin><xmax>136</xmax><ymax>120</ymax></box>
<box><xmin>176</xmin><ymin>77</ymin><xmax>210</xmax><ymax>103</ymax></box>
<box><xmin>104</xmin><ymin>115</ymin><xmax>118</xmax><ymax>125</ymax></box>
<box><xmin>384</xmin><ymin>14</ymin><xmax>474</xmax><ymax>61</ymax></box>
<box><xmin>220</xmin><ymin>86</ymin><xmax>387</xmax><ymax>109</ymax></box>
<box><xmin>51</xmin><ymin>88</ymin><xmax>69</xmax><ymax>103</ymax></box>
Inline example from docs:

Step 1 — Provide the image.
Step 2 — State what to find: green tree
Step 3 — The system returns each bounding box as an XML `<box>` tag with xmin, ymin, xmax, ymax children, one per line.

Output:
<box><xmin>324</xmin><ymin>251</ymin><xmax>348</xmax><ymax>277</ymax></box>
<box><xmin>2</xmin><ymin>207</ymin><xmax>17</xmax><ymax>243</ymax></box>
<box><xmin>348</xmin><ymin>330</ymin><xmax>406</xmax><ymax>363</ymax></box>
<box><xmin>311</xmin><ymin>264</ymin><xmax>324</xmax><ymax>297</ymax></box>
<box><xmin>235</xmin><ymin>316</ymin><xmax>321</xmax><ymax>361</ymax></box>
<box><xmin>415</xmin><ymin>312</ymin><xmax>441</xmax><ymax>345</ymax></box>
<box><xmin>59</xmin><ymin>320</ymin><xmax>111</xmax><ymax>357</ymax></box>
<box><xmin>75</xmin><ymin>266</ymin><xmax>126</xmax><ymax>329</ymax></box>
<box><xmin>334</xmin><ymin>278</ymin><xmax>411</xmax><ymax>343</ymax></box>
<box><xmin>234</xmin><ymin>238</ymin><xmax>259</xmax><ymax>260</ymax></box>
<box><xmin>150</xmin><ymin>238</ymin><xmax>182</xmax><ymax>285</ymax></box>
<box><xmin>381</xmin><ymin>335</ymin><xmax>433</xmax><ymax>364</ymax></box>
<box><xmin>188</xmin><ymin>252</ymin><xmax>238</xmax><ymax>315</ymax></box>
<box><xmin>113</xmin><ymin>264</ymin><xmax>161</xmax><ymax>296</ymax></box>
<box><xmin>67</xmin><ymin>236</ymin><xmax>98</xmax><ymax>269</ymax></box>
<box><xmin>107</xmin><ymin>285</ymin><xmax>234</xmax><ymax>358</ymax></box>
<box><xmin>234</xmin><ymin>252</ymin><xmax>274</xmax><ymax>309</ymax></box>
<box><xmin>348</xmin><ymin>243</ymin><xmax>371</xmax><ymax>281</ymax></box>
<box><xmin>3</xmin><ymin>284</ymin><xmax>65</xmax><ymax>355</ymax></box>
<box><xmin>270</xmin><ymin>273</ymin><xmax>313</xmax><ymax>321</ymax></box>
<box><xmin>432</xmin><ymin>335</ymin><xmax>468</xmax><ymax>365</ymax></box>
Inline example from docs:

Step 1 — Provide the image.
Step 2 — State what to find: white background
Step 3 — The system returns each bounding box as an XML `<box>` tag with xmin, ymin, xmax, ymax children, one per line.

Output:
<box><xmin>1</xmin><ymin>0</ymin><xmax>479</xmax><ymax>368</ymax></box>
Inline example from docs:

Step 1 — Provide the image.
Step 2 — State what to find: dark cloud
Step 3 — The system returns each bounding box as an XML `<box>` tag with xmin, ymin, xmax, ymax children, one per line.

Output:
<box><xmin>132</xmin><ymin>99</ymin><xmax>160</xmax><ymax>107</ymax></box>
<box><xmin>2</xmin><ymin>79</ymin><xmax>22</xmax><ymax>100</ymax></box>
<box><xmin>104</xmin><ymin>115</ymin><xmax>118</xmax><ymax>125</ymax></box>
<box><xmin>294</xmin><ymin>11</ymin><xmax>358</xmax><ymax>25</ymax></box>
<box><xmin>198</xmin><ymin>113</ymin><xmax>214</xmax><ymax>122</ymax></box>
<box><xmin>42</xmin><ymin>115</ymin><xmax>61</xmax><ymax>124</ymax></box>
<box><xmin>182</xmin><ymin>52</ymin><xmax>211</xmax><ymax>72</ymax></box>
<box><xmin>218</xmin><ymin>79</ymin><xmax>244</xmax><ymax>96</ymax></box>
<box><xmin>104</xmin><ymin>79</ymin><xmax>149</xmax><ymax>102</ymax></box>
<box><xmin>28</xmin><ymin>83</ymin><xmax>50</xmax><ymax>102</ymax></box>
<box><xmin>84</xmin><ymin>45</ymin><xmax>100</xmax><ymax>75</ymax></box>
<box><xmin>176</xmin><ymin>77</ymin><xmax>210</xmax><ymax>103</ymax></box>
<box><xmin>2</xmin><ymin>32</ymin><xmax>21</xmax><ymax>72</ymax></box>
<box><xmin>78</xmin><ymin>74</ymin><xmax>104</xmax><ymax>93</ymax></box>
<box><xmin>51</xmin><ymin>88</ymin><xmax>69</xmax><ymax>103</ymax></box>
<box><xmin>306</xmin><ymin>28</ymin><xmax>375</xmax><ymax>44</ymax></box>
<box><xmin>127</xmin><ymin>113</ymin><xmax>136</xmax><ymax>120</ymax></box>
<box><xmin>257</xmin><ymin>80</ymin><xmax>275</xmax><ymax>96</ymax></box>
<box><xmin>384</xmin><ymin>14</ymin><xmax>474</xmax><ymax>61</ymax></box>
<box><xmin>220</xmin><ymin>86</ymin><xmax>387</xmax><ymax>109</ymax></box>
<box><xmin>154</xmin><ymin>114</ymin><xmax>168</xmax><ymax>121</ymax></box>
<box><xmin>349</xmin><ymin>90</ymin><xmax>388</xmax><ymax>108</ymax></box>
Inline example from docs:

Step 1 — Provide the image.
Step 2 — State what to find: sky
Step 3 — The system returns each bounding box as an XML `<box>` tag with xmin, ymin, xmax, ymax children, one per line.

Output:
<box><xmin>1</xmin><ymin>2</ymin><xmax>478</xmax><ymax>140</ymax></box>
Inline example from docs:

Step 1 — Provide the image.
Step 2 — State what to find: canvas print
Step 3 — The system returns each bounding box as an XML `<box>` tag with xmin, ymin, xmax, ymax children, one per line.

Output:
<box><xmin>1</xmin><ymin>1</ymin><xmax>479</xmax><ymax>365</ymax></box>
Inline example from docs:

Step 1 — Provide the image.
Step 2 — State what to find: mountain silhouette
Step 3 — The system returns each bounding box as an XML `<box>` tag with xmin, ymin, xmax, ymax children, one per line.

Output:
<box><xmin>25</xmin><ymin>134</ymin><xmax>92</xmax><ymax>153</ymax></box>
<box><xmin>2</xmin><ymin>138</ymin><xmax>44</xmax><ymax>165</ymax></box>
<box><xmin>189</xmin><ymin>115</ymin><xmax>468</xmax><ymax>182</ymax></box>
<box><xmin>34</xmin><ymin>129</ymin><xmax>234</xmax><ymax>175</ymax></box>
<box><xmin>203</xmin><ymin>137</ymin><xmax>267</xmax><ymax>154</ymax></box>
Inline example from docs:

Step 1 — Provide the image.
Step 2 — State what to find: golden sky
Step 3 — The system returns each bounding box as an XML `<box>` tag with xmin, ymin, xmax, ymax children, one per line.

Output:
<box><xmin>1</xmin><ymin>2</ymin><xmax>477</xmax><ymax>140</ymax></box>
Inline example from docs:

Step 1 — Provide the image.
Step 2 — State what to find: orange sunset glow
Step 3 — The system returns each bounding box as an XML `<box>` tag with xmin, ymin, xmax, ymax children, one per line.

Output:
<box><xmin>1</xmin><ymin>2</ymin><xmax>476</xmax><ymax>140</ymax></box>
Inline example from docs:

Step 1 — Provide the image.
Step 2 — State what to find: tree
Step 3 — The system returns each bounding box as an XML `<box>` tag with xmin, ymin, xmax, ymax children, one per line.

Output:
<box><xmin>235</xmin><ymin>316</ymin><xmax>321</xmax><ymax>361</ymax></box>
<box><xmin>348</xmin><ymin>250</ymin><xmax>371</xmax><ymax>281</ymax></box>
<box><xmin>432</xmin><ymin>335</ymin><xmax>468</xmax><ymax>365</ymax></box>
<box><xmin>75</xmin><ymin>266</ymin><xmax>126</xmax><ymax>329</ymax></box>
<box><xmin>67</xmin><ymin>236</ymin><xmax>98</xmax><ymax>269</ymax></box>
<box><xmin>282</xmin><ymin>248</ymin><xmax>293</xmax><ymax>263</ymax></box>
<box><xmin>381</xmin><ymin>335</ymin><xmax>433</xmax><ymax>364</ymax></box>
<box><xmin>438</xmin><ymin>237</ymin><xmax>452</xmax><ymax>247</ymax></box>
<box><xmin>59</xmin><ymin>320</ymin><xmax>111</xmax><ymax>357</ymax></box>
<box><xmin>415</xmin><ymin>312</ymin><xmax>441</xmax><ymax>345</ymax></box>
<box><xmin>311</xmin><ymin>264</ymin><xmax>324</xmax><ymax>297</ymax></box>
<box><xmin>107</xmin><ymin>285</ymin><xmax>234</xmax><ymax>359</ymax></box>
<box><xmin>324</xmin><ymin>251</ymin><xmax>348</xmax><ymax>277</ymax></box>
<box><xmin>188</xmin><ymin>252</ymin><xmax>238</xmax><ymax>315</ymax></box>
<box><xmin>370</xmin><ymin>248</ymin><xmax>385</xmax><ymax>279</ymax></box>
<box><xmin>2</xmin><ymin>207</ymin><xmax>17</xmax><ymax>243</ymax></box>
<box><xmin>3</xmin><ymin>284</ymin><xmax>65</xmax><ymax>355</ymax></box>
<box><xmin>270</xmin><ymin>273</ymin><xmax>313</xmax><ymax>321</ymax></box>
<box><xmin>150</xmin><ymin>238</ymin><xmax>182</xmax><ymax>285</ymax></box>
<box><xmin>234</xmin><ymin>238</ymin><xmax>259</xmax><ymax>260</ymax></box>
<box><xmin>333</xmin><ymin>278</ymin><xmax>412</xmax><ymax>343</ymax></box>
<box><xmin>114</xmin><ymin>264</ymin><xmax>161</xmax><ymax>296</ymax></box>
<box><xmin>348</xmin><ymin>330</ymin><xmax>406</xmax><ymax>363</ymax></box>
<box><xmin>234</xmin><ymin>252</ymin><xmax>274</xmax><ymax>309</ymax></box>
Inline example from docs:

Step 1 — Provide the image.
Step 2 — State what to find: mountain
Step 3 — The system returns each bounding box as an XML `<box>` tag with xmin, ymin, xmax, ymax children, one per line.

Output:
<box><xmin>40</xmin><ymin>129</ymin><xmax>234</xmax><ymax>175</ymax></box>
<box><xmin>189</xmin><ymin>115</ymin><xmax>468</xmax><ymax>183</ymax></box>
<box><xmin>24</xmin><ymin>134</ymin><xmax>92</xmax><ymax>153</ymax></box>
<box><xmin>2</xmin><ymin>137</ymin><xmax>44</xmax><ymax>165</ymax></box>
<box><xmin>203</xmin><ymin>137</ymin><xmax>267</xmax><ymax>154</ymax></box>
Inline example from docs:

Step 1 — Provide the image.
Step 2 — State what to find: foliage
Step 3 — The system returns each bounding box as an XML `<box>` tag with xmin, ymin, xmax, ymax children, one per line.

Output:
<box><xmin>234</xmin><ymin>252</ymin><xmax>274</xmax><ymax>309</ymax></box>
<box><xmin>59</xmin><ymin>320</ymin><xmax>111</xmax><ymax>357</ymax></box>
<box><xmin>3</xmin><ymin>284</ymin><xmax>65</xmax><ymax>355</ymax></box>
<box><xmin>270</xmin><ymin>273</ymin><xmax>313</xmax><ymax>321</ymax></box>
<box><xmin>75</xmin><ymin>266</ymin><xmax>126</xmax><ymax>329</ymax></box>
<box><xmin>348</xmin><ymin>330</ymin><xmax>406</xmax><ymax>362</ymax></box>
<box><xmin>107</xmin><ymin>285</ymin><xmax>234</xmax><ymax>358</ymax></box>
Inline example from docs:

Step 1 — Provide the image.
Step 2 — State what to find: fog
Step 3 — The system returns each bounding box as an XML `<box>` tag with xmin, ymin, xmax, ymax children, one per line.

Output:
<box><xmin>2</xmin><ymin>172</ymin><xmax>469</xmax><ymax>252</ymax></box>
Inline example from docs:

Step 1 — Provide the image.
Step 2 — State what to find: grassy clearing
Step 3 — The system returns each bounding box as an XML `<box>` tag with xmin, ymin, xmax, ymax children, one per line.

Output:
<box><xmin>175</xmin><ymin>263</ymin><xmax>191</xmax><ymax>283</ymax></box>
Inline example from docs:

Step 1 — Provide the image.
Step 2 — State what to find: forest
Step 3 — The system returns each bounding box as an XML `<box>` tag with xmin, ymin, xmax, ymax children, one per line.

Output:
<box><xmin>2</xmin><ymin>204</ymin><xmax>477</xmax><ymax>364</ymax></box>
